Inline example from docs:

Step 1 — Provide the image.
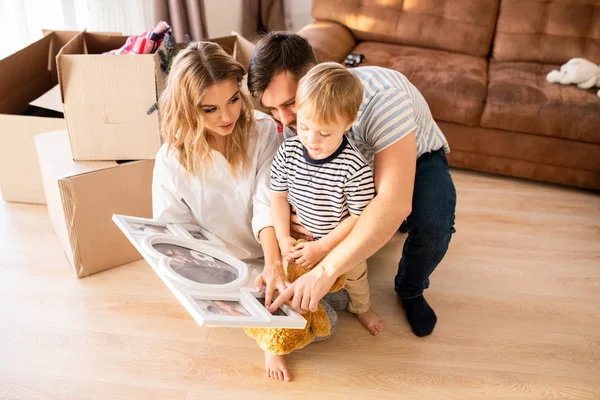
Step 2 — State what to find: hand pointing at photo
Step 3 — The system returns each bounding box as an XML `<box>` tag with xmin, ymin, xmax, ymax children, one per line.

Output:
<box><xmin>268</xmin><ymin>264</ymin><xmax>337</xmax><ymax>314</ymax></box>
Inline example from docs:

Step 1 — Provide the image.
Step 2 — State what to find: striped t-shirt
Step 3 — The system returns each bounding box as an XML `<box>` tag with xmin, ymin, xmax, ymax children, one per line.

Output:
<box><xmin>285</xmin><ymin>66</ymin><xmax>449</xmax><ymax>170</ymax></box>
<box><xmin>270</xmin><ymin>135</ymin><xmax>375</xmax><ymax>239</ymax></box>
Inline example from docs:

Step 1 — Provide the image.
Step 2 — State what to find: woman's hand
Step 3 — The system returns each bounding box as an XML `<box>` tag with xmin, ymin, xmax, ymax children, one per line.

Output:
<box><xmin>254</xmin><ymin>260</ymin><xmax>289</xmax><ymax>308</ymax></box>
<box><xmin>278</xmin><ymin>235</ymin><xmax>299</xmax><ymax>261</ymax></box>
<box><xmin>291</xmin><ymin>241</ymin><xmax>327</xmax><ymax>269</ymax></box>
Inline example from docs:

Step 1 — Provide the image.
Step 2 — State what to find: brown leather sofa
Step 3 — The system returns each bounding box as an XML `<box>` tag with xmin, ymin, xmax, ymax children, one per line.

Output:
<box><xmin>297</xmin><ymin>0</ymin><xmax>600</xmax><ymax>190</ymax></box>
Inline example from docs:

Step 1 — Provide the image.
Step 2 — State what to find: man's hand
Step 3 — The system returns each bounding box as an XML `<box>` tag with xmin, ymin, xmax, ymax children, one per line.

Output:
<box><xmin>254</xmin><ymin>260</ymin><xmax>289</xmax><ymax>308</ymax></box>
<box><xmin>290</xmin><ymin>207</ymin><xmax>314</xmax><ymax>241</ymax></box>
<box><xmin>290</xmin><ymin>241</ymin><xmax>326</xmax><ymax>269</ymax></box>
<box><xmin>277</xmin><ymin>235</ymin><xmax>298</xmax><ymax>261</ymax></box>
<box><xmin>268</xmin><ymin>265</ymin><xmax>337</xmax><ymax>314</ymax></box>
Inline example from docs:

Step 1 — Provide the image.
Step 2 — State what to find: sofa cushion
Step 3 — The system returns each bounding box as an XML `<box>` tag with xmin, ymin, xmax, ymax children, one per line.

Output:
<box><xmin>312</xmin><ymin>0</ymin><xmax>500</xmax><ymax>57</ymax></box>
<box><xmin>493</xmin><ymin>0</ymin><xmax>600</xmax><ymax>64</ymax></box>
<box><xmin>353</xmin><ymin>41</ymin><xmax>488</xmax><ymax>127</ymax></box>
<box><xmin>297</xmin><ymin>22</ymin><xmax>356</xmax><ymax>63</ymax></box>
<box><xmin>481</xmin><ymin>61</ymin><xmax>600</xmax><ymax>143</ymax></box>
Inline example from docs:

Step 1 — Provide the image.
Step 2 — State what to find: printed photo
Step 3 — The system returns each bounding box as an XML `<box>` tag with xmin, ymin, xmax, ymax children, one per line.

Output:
<box><xmin>194</xmin><ymin>298</ymin><xmax>251</xmax><ymax>317</ymax></box>
<box><xmin>188</xmin><ymin>229</ymin><xmax>208</xmax><ymax>241</ymax></box>
<box><xmin>170</xmin><ymin>223</ymin><xmax>221</xmax><ymax>243</ymax></box>
<box><xmin>128</xmin><ymin>221</ymin><xmax>172</xmax><ymax>235</ymax></box>
<box><xmin>153</xmin><ymin>243</ymin><xmax>239</xmax><ymax>285</ymax></box>
<box><xmin>256</xmin><ymin>297</ymin><xmax>287</xmax><ymax>316</ymax></box>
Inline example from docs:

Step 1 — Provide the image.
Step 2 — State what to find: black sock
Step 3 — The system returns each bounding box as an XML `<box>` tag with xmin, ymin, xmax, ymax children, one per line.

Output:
<box><xmin>401</xmin><ymin>295</ymin><xmax>437</xmax><ymax>337</ymax></box>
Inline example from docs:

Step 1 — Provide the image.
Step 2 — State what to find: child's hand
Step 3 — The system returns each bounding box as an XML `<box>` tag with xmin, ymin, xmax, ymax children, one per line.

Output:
<box><xmin>278</xmin><ymin>236</ymin><xmax>298</xmax><ymax>261</ymax></box>
<box><xmin>292</xmin><ymin>241</ymin><xmax>327</xmax><ymax>269</ymax></box>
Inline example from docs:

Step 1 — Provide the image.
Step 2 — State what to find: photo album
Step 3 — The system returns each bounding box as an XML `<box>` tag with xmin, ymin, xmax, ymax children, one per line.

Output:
<box><xmin>112</xmin><ymin>214</ymin><xmax>306</xmax><ymax>329</ymax></box>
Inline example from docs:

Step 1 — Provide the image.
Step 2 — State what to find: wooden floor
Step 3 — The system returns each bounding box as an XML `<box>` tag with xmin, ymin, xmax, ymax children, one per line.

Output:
<box><xmin>1</xmin><ymin>170</ymin><xmax>599</xmax><ymax>399</ymax></box>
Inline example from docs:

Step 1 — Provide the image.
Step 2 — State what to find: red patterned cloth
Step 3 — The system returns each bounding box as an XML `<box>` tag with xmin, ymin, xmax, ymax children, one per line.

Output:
<box><xmin>104</xmin><ymin>21</ymin><xmax>171</xmax><ymax>55</ymax></box>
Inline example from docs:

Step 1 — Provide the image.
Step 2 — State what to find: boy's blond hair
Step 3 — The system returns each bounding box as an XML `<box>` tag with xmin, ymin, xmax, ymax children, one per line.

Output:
<box><xmin>295</xmin><ymin>62</ymin><xmax>363</xmax><ymax>126</ymax></box>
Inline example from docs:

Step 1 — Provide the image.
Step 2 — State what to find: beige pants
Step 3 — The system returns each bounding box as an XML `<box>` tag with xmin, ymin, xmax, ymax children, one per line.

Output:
<box><xmin>345</xmin><ymin>260</ymin><xmax>371</xmax><ymax>314</ymax></box>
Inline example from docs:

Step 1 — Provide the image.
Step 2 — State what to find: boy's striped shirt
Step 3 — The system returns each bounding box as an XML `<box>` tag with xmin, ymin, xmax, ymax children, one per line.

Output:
<box><xmin>270</xmin><ymin>136</ymin><xmax>375</xmax><ymax>239</ymax></box>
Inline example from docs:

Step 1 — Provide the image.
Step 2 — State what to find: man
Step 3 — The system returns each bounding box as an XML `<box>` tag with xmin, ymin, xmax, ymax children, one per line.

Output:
<box><xmin>252</xmin><ymin>32</ymin><xmax>456</xmax><ymax>337</ymax></box>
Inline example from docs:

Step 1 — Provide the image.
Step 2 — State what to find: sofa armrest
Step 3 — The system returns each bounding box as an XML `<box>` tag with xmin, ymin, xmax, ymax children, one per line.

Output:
<box><xmin>297</xmin><ymin>21</ymin><xmax>356</xmax><ymax>63</ymax></box>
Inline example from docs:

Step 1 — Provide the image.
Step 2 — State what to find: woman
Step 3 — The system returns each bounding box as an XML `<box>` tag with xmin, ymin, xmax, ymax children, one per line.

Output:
<box><xmin>152</xmin><ymin>42</ymin><xmax>292</xmax><ymax>378</ymax></box>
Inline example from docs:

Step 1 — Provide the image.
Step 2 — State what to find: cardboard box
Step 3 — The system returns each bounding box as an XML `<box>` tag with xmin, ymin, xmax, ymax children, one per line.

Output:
<box><xmin>35</xmin><ymin>130</ymin><xmax>154</xmax><ymax>278</ymax></box>
<box><xmin>0</xmin><ymin>31</ymin><xmax>78</xmax><ymax>204</ymax></box>
<box><xmin>56</xmin><ymin>32</ymin><xmax>164</xmax><ymax>161</ymax></box>
<box><xmin>55</xmin><ymin>31</ymin><xmax>260</xmax><ymax>162</ymax></box>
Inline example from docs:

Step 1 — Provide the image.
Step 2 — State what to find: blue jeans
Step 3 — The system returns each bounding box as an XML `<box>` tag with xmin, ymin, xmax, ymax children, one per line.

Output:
<box><xmin>394</xmin><ymin>149</ymin><xmax>456</xmax><ymax>299</ymax></box>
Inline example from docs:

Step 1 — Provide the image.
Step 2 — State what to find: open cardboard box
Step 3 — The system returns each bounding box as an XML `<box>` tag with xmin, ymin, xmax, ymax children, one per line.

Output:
<box><xmin>35</xmin><ymin>130</ymin><xmax>154</xmax><ymax>278</ymax></box>
<box><xmin>56</xmin><ymin>32</ymin><xmax>164</xmax><ymax>161</ymax></box>
<box><xmin>0</xmin><ymin>31</ymin><xmax>78</xmax><ymax>204</ymax></box>
<box><xmin>55</xmin><ymin>31</ymin><xmax>259</xmax><ymax>162</ymax></box>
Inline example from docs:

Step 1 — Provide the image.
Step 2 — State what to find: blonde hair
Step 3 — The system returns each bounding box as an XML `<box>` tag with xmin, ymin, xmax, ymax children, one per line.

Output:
<box><xmin>295</xmin><ymin>62</ymin><xmax>363</xmax><ymax>126</ymax></box>
<box><xmin>159</xmin><ymin>41</ymin><xmax>254</xmax><ymax>177</ymax></box>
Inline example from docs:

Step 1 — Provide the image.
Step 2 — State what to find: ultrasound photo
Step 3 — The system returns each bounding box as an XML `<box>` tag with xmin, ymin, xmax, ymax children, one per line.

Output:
<box><xmin>153</xmin><ymin>243</ymin><xmax>239</xmax><ymax>285</ymax></box>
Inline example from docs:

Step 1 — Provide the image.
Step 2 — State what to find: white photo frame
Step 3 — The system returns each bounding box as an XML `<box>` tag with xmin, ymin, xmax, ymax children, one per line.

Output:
<box><xmin>112</xmin><ymin>213</ymin><xmax>308</xmax><ymax>329</ymax></box>
<box><xmin>183</xmin><ymin>292</ymin><xmax>262</xmax><ymax>327</ymax></box>
<box><xmin>246</xmin><ymin>289</ymin><xmax>307</xmax><ymax>327</ymax></box>
<box><xmin>178</xmin><ymin>290</ymin><xmax>307</xmax><ymax>328</ymax></box>
<box><xmin>114</xmin><ymin>215</ymin><xmax>177</xmax><ymax>237</ymax></box>
<box><xmin>169</xmin><ymin>224</ymin><xmax>253</xmax><ymax>260</ymax></box>
<box><xmin>169</xmin><ymin>223</ymin><xmax>222</xmax><ymax>244</ymax></box>
<box><xmin>142</xmin><ymin>235</ymin><xmax>249</xmax><ymax>292</ymax></box>
<box><xmin>113</xmin><ymin>215</ymin><xmax>225</xmax><ymax>249</ymax></box>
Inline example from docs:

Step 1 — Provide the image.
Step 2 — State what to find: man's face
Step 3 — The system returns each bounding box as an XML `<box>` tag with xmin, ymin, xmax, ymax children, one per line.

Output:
<box><xmin>261</xmin><ymin>71</ymin><xmax>299</xmax><ymax>131</ymax></box>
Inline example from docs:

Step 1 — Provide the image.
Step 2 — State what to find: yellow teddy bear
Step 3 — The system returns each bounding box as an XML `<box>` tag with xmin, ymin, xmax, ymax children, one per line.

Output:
<box><xmin>244</xmin><ymin>256</ymin><xmax>346</xmax><ymax>355</ymax></box>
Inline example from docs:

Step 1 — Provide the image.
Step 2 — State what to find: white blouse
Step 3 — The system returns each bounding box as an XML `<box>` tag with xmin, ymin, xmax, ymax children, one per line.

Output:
<box><xmin>152</xmin><ymin>111</ymin><xmax>280</xmax><ymax>260</ymax></box>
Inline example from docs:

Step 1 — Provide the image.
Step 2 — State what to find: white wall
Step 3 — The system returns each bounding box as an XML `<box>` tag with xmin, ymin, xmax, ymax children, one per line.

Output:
<box><xmin>205</xmin><ymin>0</ymin><xmax>243</xmax><ymax>37</ymax></box>
<box><xmin>285</xmin><ymin>0</ymin><xmax>312</xmax><ymax>32</ymax></box>
<box><xmin>204</xmin><ymin>0</ymin><xmax>312</xmax><ymax>37</ymax></box>
<box><xmin>73</xmin><ymin>0</ymin><xmax>154</xmax><ymax>36</ymax></box>
<box><xmin>0</xmin><ymin>0</ymin><xmax>155</xmax><ymax>59</ymax></box>
<box><xmin>0</xmin><ymin>0</ymin><xmax>313</xmax><ymax>59</ymax></box>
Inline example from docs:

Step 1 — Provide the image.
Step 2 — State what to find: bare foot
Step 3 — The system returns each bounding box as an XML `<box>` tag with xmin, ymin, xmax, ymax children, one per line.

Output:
<box><xmin>357</xmin><ymin>308</ymin><xmax>385</xmax><ymax>336</ymax></box>
<box><xmin>264</xmin><ymin>351</ymin><xmax>291</xmax><ymax>381</ymax></box>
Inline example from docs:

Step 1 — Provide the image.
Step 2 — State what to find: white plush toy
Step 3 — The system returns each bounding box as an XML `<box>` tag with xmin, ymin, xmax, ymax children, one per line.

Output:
<box><xmin>546</xmin><ymin>58</ymin><xmax>600</xmax><ymax>97</ymax></box>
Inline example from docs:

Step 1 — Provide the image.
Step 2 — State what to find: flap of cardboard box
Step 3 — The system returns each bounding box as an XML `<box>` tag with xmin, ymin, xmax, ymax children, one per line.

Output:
<box><xmin>231</xmin><ymin>31</ymin><xmax>255</xmax><ymax>69</ymax></box>
<box><xmin>0</xmin><ymin>31</ymin><xmax>78</xmax><ymax>115</ymax></box>
<box><xmin>56</xmin><ymin>31</ymin><xmax>130</xmax><ymax>102</ymax></box>
<box><xmin>29</xmin><ymin>84</ymin><xmax>63</xmax><ymax>113</ymax></box>
<box><xmin>207</xmin><ymin>33</ymin><xmax>255</xmax><ymax>68</ymax></box>
<box><xmin>59</xmin><ymin>31</ymin><xmax>129</xmax><ymax>56</ymax></box>
<box><xmin>211</xmin><ymin>35</ymin><xmax>237</xmax><ymax>56</ymax></box>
